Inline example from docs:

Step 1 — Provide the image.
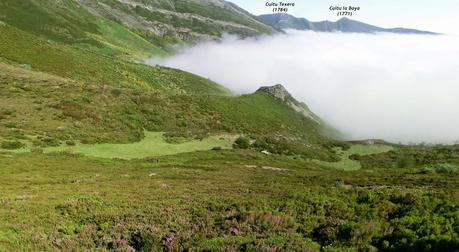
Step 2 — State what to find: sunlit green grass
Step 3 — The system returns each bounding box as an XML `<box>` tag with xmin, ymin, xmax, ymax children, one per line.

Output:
<box><xmin>91</xmin><ymin>19</ymin><xmax>166</xmax><ymax>58</ymax></box>
<box><xmin>43</xmin><ymin>132</ymin><xmax>234</xmax><ymax>159</ymax></box>
<box><xmin>314</xmin><ymin>144</ymin><xmax>394</xmax><ymax>170</ymax></box>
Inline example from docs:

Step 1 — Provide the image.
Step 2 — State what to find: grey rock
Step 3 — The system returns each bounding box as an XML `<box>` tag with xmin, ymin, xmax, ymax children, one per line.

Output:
<box><xmin>257</xmin><ymin>84</ymin><xmax>321</xmax><ymax>123</ymax></box>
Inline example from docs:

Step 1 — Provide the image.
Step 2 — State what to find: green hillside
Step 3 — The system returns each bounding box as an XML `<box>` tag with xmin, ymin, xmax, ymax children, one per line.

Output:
<box><xmin>79</xmin><ymin>0</ymin><xmax>277</xmax><ymax>41</ymax></box>
<box><xmin>0</xmin><ymin>0</ymin><xmax>166</xmax><ymax>58</ymax></box>
<box><xmin>0</xmin><ymin>1</ymin><xmax>334</xmax><ymax>159</ymax></box>
<box><xmin>0</xmin><ymin>24</ymin><xmax>230</xmax><ymax>93</ymax></box>
<box><xmin>0</xmin><ymin>0</ymin><xmax>276</xmax><ymax>59</ymax></box>
<box><xmin>0</xmin><ymin>58</ymin><xmax>335</xmax><ymax>159</ymax></box>
<box><xmin>0</xmin><ymin>1</ymin><xmax>458</xmax><ymax>251</ymax></box>
<box><xmin>0</xmin><ymin>19</ymin><xmax>338</xmax><ymax>159</ymax></box>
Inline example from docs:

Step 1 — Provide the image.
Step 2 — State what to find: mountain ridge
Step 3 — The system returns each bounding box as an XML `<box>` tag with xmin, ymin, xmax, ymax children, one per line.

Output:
<box><xmin>259</xmin><ymin>13</ymin><xmax>438</xmax><ymax>35</ymax></box>
<box><xmin>76</xmin><ymin>0</ymin><xmax>277</xmax><ymax>43</ymax></box>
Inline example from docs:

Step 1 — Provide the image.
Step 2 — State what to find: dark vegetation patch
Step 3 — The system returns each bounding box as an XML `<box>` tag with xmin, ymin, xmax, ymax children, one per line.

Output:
<box><xmin>233</xmin><ymin>136</ymin><xmax>250</xmax><ymax>149</ymax></box>
<box><xmin>0</xmin><ymin>140</ymin><xmax>25</xmax><ymax>150</ymax></box>
<box><xmin>359</xmin><ymin>144</ymin><xmax>459</xmax><ymax>169</ymax></box>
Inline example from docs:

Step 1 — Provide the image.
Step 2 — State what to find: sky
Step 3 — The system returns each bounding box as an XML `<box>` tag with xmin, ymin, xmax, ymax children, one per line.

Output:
<box><xmin>147</xmin><ymin>31</ymin><xmax>459</xmax><ymax>144</ymax></box>
<box><xmin>230</xmin><ymin>0</ymin><xmax>459</xmax><ymax>34</ymax></box>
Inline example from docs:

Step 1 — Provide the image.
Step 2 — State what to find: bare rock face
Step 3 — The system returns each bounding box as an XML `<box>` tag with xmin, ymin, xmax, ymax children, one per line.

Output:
<box><xmin>257</xmin><ymin>84</ymin><xmax>321</xmax><ymax>124</ymax></box>
<box><xmin>257</xmin><ymin>84</ymin><xmax>291</xmax><ymax>101</ymax></box>
<box><xmin>76</xmin><ymin>0</ymin><xmax>276</xmax><ymax>44</ymax></box>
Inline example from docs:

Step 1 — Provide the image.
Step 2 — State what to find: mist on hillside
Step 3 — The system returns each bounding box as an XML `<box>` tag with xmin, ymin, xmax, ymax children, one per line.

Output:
<box><xmin>145</xmin><ymin>31</ymin><xmax>459</xmax><ymax>144</ymax></box>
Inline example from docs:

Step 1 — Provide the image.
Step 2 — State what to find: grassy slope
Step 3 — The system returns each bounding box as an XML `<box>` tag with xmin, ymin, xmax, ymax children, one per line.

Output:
<box><xmin>201</xmin><ymin>92</ymin><xmax>338</xmax><ymax>160</ymax></box>
<box><xmin>89</xmin><ymin>19</ymin><xmax>166</xmax><ymax>57</ymax></box>
<box><xmin>0</xmin><ymin>61</ymin><xmax>335</xmax><ymax>160</ymax></box>
<box><xmin>0</xmin><ymin>0</ymin><xmax>276</xmax><ymax>61</ymax></box>
<box><xmin>84</xmin><ymin>0</ymin><xmax>276</xmax><ymax>38</ymax></box>
<box><xmin>0</xmin><ymin>25</ymin><xmax>228</xmax><ymax>93</ymax></box>
<box><xmin>0</xmin><ymin>60</ymin><xmax>225</xmax><ymax>143</ymax></box>
<box><xmin>172</xmin><ymin>0</ymin><xmax>275</xmax><ymax>34</ymax></box>
<box><xmin>0</xmin><ymin>0</ymin><xmax>167</xmax><ymax>59</ymax></box>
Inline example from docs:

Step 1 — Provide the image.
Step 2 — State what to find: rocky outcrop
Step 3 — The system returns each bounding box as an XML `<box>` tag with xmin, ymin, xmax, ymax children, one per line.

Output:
<box><xmin>257</xmin><ymin>84</ymin><xmax>321</xmax><ymax>124</ymax></box>
<box><xmin>77</xmin><ymin>0</ymin><xmax>277</xmax><ymax>44</ymax></box>
<box><xmin>257</xmin><ymin>84</ymin><xmax>291</xmax><ymax>101</ymax></box>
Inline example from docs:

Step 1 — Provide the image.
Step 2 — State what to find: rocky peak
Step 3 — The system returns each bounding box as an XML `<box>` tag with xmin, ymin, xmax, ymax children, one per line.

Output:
<box><xmin>257</xmin><ymin>84</ymin><xmax>292</xmax><ymax>101</ymax></box>
<box><xmin>257</xmin><ymin>84</ymin><xmax>321</xmax><ymax>124</ymax></box>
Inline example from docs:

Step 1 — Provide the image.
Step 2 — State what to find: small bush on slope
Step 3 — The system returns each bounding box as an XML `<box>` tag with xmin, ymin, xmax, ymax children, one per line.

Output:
<box><xmin>234</xmin><ymin>136</ymin><xmax>250</xmax><ymax>149</ymax></box>
<box><xmin>1</xmin><ymin>141</ymin><xmax>25</xmax><ymax>150</ymax></box>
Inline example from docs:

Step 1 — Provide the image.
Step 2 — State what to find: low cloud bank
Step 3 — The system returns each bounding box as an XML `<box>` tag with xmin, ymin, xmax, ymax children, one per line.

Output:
<box><xmin>145</xmin><ymin>31</ymin><xmax>459</xmax><ymax>144</ymax></box>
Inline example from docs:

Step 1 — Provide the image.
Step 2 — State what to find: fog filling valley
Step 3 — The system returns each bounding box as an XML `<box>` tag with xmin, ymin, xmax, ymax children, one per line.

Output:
<box><xmin>146</xmin><ymin>31</ymin><xmax>459</xmax><ymax>144</ymax></box>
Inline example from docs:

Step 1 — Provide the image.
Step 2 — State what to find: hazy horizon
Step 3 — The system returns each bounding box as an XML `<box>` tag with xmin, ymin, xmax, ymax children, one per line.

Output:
<box><xmin>146</xmin><ymin>31</ymin><xmax>459</xmax><ymax>144</ymax></box>
<box><xmin>230</xmin><ymin>0</ymin><xmax>459</xmax><ymax>35</ymax></box>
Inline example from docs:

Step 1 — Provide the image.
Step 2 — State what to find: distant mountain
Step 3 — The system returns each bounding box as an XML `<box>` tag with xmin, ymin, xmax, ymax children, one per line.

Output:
<box><xmin>259</xmin><ymin>13</ymin><xmax>438</xmax><ymax>35</ymax></box>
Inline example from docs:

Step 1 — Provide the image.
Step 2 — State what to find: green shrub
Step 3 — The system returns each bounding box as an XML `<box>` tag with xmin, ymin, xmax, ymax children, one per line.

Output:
<box><xmin>111</xmin><ymin>88</ymin><xmax>122</xmax><ymax>97</ymax></box>
<box><xmin>421</xmin><ymin>167</ymin><xmax>434</xmax><ymax>174</ymax></box>
<box><xmin>233</xmin><ymin>136</ymin><xmax>250</xmax><ymax>149</ymax></box>
<box><xmin>0</xmin><ymin>109</ymin><xmax>14</xmax><ymax>120</ymax></box>
<box><xmin>66</xmin><ymin>140</ymin><xmax>76</xmax><ymax>146</ymax></box>
<box><xmin>431</xmin><ymin>163</ymin><xmax>458</xmax><ymax>174</ymax></box>
<box><xmin>41</xmin><ymin>137</ymin><xmax>60</xmax><ymax>147</ymax></box>
<box><xmin>349</xmin><ymin>154</ymin><xmax>361</xmax><ymax>161</ymax></box>
<box><xmin>4</xmin><ymin>122</ymin><xmax>17</xmax><ymax>128</ymax></box>
<box><xmin>397</xmin><ymin>155</ymin><xmax>416</xmax><ymax>168</ymax></box>
<box><xmin>1</xmin><ymin>141</ymin><xmax>25</xmax><ymax>150</ymax></box>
